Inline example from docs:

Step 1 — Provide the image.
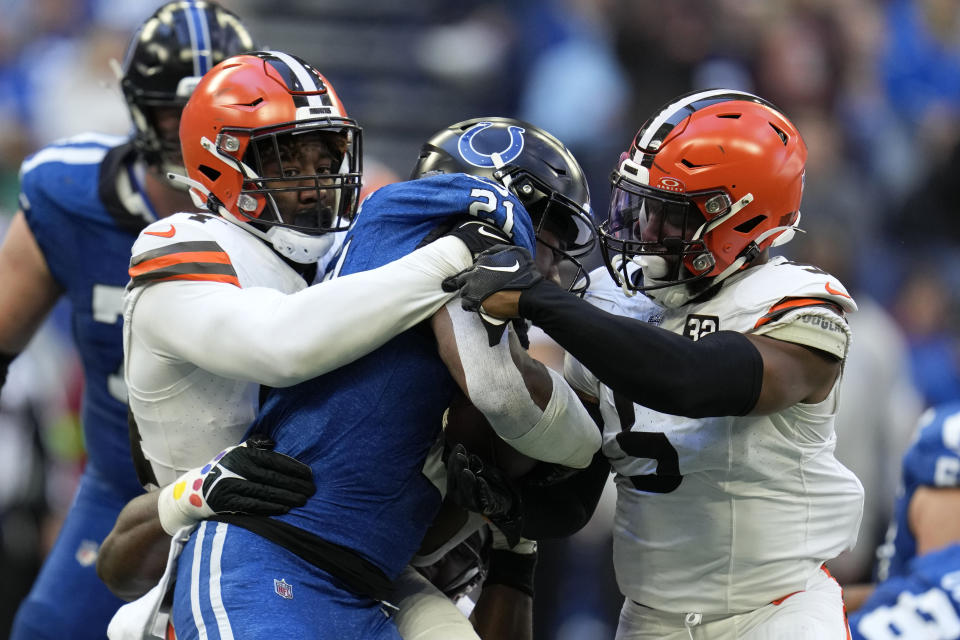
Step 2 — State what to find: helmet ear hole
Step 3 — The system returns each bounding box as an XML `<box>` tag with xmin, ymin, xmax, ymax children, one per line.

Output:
<box><xmin>733</xmin><ymin>215</ymin><xmax>766</xmax><ymax>234</ymax></box>
<box><xmin>198</xmin><ymin>165</ymin><xmax>221</xmax><ymax>182</ymax></box>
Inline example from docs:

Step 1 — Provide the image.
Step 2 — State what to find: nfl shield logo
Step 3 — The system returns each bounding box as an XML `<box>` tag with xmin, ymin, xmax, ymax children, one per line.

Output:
<box><xmin>274</xmin><ymin>578</ymin><xmax>293</xmax><ymax>599</ymax></box>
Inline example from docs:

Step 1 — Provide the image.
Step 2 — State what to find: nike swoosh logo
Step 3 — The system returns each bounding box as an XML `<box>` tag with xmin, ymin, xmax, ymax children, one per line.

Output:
<box><xmin>477</xmin><ymin>226</ymin><xmax>506</xmax><ymax>240</ymax></box>
<box><xmin>477</xmin><ymin>261</ymin><xmax>520</xmax><ymax>273</ymax></box>
<box><xmin>145</xmin><ymin>225</ymin><xmax>176</xmax><ymax>238</ymax></box>
<box><xmin>824</xmin><ymin>282</ymin><xmax>851</xmax><ymax>298</ymax></box>
<box><xmin>460</xmin><ymin>220</ymin><xmax>507</xmax><ymax>239</ymax></box>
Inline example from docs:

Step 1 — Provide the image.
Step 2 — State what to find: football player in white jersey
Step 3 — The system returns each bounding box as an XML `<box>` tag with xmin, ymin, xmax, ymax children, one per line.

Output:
<box><xmin>444</xmin><ymin>89</ymin><xmax>865</xmax><ymax>639</ymax></box>
<box><xmin>99</xmin><ymin>52</ymin><xmax>599</xmax><ymax>640</ymax></box>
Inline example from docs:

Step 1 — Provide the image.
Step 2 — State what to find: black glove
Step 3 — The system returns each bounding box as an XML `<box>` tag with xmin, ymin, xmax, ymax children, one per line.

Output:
<box><xmin>442</xmin><ymin>245</ymin><xmax>542</xmax><ymax>346</ymax></box>
<box><xmin>157</xmin><ymin>438</ymin><xmax>316</xmax><ymax>535</ymax></box>
<box><xmin>446</xmin><ymin>443</ymin><xmax>524</xmax><ymax>547</ymax></box>
<box><xmin>444</xmin><ymin>219</ymin><xmax>513</xmax><ymax>256</ymax></box>
<box><xmin>442</xmin><ymin>244</ymin><xmax>542</xmax><ymax>309</ymax></box>
<box><xmin>418</xmin><ymin>218</ymin><xmax>512</xmax><ymax>257</ymax></box>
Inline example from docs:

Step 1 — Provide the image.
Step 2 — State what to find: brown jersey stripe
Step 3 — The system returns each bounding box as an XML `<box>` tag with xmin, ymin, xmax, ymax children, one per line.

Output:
<box><xmin>130</xmin><ymin>260</ymin><xmax>240</xmax><ymax>289</ymax></box>
<box><xmin>142</xmin><ymin>273</ymin><xmax>241</xmax><ymax>287</ymax></box>
<box><xmin>754</xmin><ymin>297</ymin><xmax>844</xmax><ymax>329</ymax></box>
<box><xmin>129</xmin><ymin>251</ymin><xmax>232</xmax><ymax>278</ymax></box>
<box><xmin>130</xmin><ymin>241</ymin><xmax>224</xmax><ymax>267</ymax></box>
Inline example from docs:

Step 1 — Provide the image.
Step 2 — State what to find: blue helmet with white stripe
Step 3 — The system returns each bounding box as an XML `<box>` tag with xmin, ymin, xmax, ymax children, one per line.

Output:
<box><xmin>120</xmin><ymin>0</ymin><xmax>255</xmax><ymax>175</ymax></box>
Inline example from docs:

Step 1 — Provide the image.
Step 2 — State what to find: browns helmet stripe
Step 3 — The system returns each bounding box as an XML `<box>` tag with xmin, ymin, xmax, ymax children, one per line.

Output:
<box><xmin>258</xmin><ymin>50</ymin><xmax>345</xmax><ymax>116</ymax></box>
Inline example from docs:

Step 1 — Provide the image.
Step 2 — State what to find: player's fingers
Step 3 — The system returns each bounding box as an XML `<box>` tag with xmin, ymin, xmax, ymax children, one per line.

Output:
<box><xmin>234</xmin><ymin>446</ymin><xmax>315</xmax><ymax>481</ymax></box>
<box><xmin>220</xmin><ymin>463</ymin><xmax>316</xmax><ymax>497</ymax></box>
<box><xmin>214</xmin><ymin>479</ymin><xmax>312</xmax><ymax>509</ymax></box>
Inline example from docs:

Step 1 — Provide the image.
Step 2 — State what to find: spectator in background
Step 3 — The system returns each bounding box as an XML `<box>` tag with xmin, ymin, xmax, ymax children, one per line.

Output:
<box><xmin>794</xmin><ymin>217</ymin><xmax>923</xmax><ymax>584</ymax></box>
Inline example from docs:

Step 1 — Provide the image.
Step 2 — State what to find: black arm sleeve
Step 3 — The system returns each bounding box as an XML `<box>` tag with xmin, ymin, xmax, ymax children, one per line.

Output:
<box><xmin>517</xmin><ymin>280</ymin><xmax>763</xmax><ymax>418</ymax></box>
<box><xmin>520</xmin><ymin>451</ymin><xmax>610</xmax><ymax>540</ymax></box>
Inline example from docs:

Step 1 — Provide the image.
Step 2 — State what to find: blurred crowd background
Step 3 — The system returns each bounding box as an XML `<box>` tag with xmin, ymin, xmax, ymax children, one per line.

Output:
<box><xmin>2</xmin><ymin>0</ymin><xmax>959</xmax><ymax>637</ymax></box>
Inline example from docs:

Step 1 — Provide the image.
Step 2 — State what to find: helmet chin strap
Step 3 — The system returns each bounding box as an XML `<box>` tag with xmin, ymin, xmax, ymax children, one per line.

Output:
<box><xmin>161</xmin><ymin>162</ymin><xmax>190</xmax><ymax>191</ymax></box>
<box><xmin>265</xmin><ymin>227</ymin><xmax>335</xmax><ymax>264</ymax></box>
<box><xmin>166</xmin><ymin>172</ymin><xmax>215</xmax><ymax>210</ymax></box>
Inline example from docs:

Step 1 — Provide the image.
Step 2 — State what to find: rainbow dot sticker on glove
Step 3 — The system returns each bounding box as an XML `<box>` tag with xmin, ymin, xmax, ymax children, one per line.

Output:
<box><xmin>172</xmin><ymin>481</ymin><xmax>186</xmax><ymax>500</ymax></box>
<box><xmin>189</xmin><ymin>494</ymin><xmax>203</xmax><ymax>507</ymax></box>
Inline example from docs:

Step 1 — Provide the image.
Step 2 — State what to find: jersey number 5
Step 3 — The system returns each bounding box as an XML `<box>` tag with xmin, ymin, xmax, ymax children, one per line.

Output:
<box><xmin>613</xmin><ymin>392</ymin><xmax>683</xmax><ymax>493</ymax></box>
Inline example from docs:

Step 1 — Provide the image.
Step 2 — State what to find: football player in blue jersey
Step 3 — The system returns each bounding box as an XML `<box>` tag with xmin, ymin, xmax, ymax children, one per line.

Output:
<box><xmin>157</xmin><ymin>98</ymin><xmax>600</xmax><ymax>640</ymax></box>
<box><xmin>847</xmin><ymin>402</ymin><xmax>960</xmax><ymax>639</ymax></box>
<box><xmin>92</xmin><ymin>46</ymin><xmax>600</xmax><ymax>638</ymax></box>
<box><xmin>0</xmin><ymin>3</ymin><xmax>256</xmax><ymax>638</ymax></box>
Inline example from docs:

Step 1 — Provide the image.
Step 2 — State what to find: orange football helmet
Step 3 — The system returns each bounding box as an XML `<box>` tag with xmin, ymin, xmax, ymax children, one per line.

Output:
<box><xmin>599</xmin><ymin>89</ymin><xmax>807</xmax><ymax>307</ymax></box>
<box><xmin>176</xmin><ymin>50</ymin><xmax>362</xmax><ymax>263</ymax></box>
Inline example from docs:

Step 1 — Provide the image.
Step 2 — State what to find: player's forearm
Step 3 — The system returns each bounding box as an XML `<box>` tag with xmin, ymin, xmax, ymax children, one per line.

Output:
<box><xmin>518</xmin><ymin>280</ymin><xmax>763</xmax><ymax>418</ymax></box>
<box><xmin>471</xmin><ymin>585</ymin><xmax>533</xmax><ymax>640</ymax></box>
<box><xmin>842</xmin><ymin>583</ymin><xmax>875</xmax><ymax>613</ymax></box>
<box><xmin>441</xmin><ymin>301</ymin><xmax>599</xmax><ymax>468</ymax></box>
<box><xmin>97</xmin><ymin>492</ymin><xmax>169</xmax><ymax>601</ymax></box>
<box><xmin>521</xmin><ymin>451</ymin><xmax>610</xmax><ymax>539</ymax></box>
<box><xmin>138</xmin><ymin>236</ymin><xmax>471</xmax><ymax>386</ymax></box>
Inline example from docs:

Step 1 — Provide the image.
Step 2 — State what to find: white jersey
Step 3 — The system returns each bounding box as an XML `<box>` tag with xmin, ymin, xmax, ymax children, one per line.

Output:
<box><xmin>123</xmin><ymin>212</ymin><xmax>473</xmax><ymax>489</ymax></box>
<box><xmin>123</xmin><ymin>213</ymin><xmax>306</xmax><ymax>487</ymax></box>
<box><xmin>566</xmin><ymin>258</ymin><xmax>865</xmax><ymax>614</ymax></box>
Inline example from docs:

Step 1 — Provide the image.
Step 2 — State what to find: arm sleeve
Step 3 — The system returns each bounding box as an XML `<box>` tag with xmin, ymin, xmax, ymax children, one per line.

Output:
<box><xmin>132</xmin><ymin>236</ymin><xmax>471</xmax><ymax>387</ymax></box>
<box><xmin>518</xmin><ymin>280</ymin><xmax>763</xmax><ymax>418</ymax></box>
<box><xmin>520</xmin><ymin>452</ymin><xmax>610</xmax><ymax>539</ymax></box>
<box><xmin>447</xmin><ymin>300</ymin><xmax>601</xmax><ymax>468</ymax></box>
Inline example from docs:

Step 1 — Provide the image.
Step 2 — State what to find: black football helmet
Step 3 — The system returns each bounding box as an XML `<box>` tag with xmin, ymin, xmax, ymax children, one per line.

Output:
<box><xmin>119</xmin><ymin>0</ymin><xmax>255</xmax><ymax>176</ymax></box>
<box><xmin>412</xmin><ymin>117</ymin><xmax>597</xmax><ymax>294</ymax></box>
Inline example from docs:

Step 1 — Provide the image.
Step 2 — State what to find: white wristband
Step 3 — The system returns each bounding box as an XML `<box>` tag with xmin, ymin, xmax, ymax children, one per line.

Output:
<box><xmin>157</xmin><ymin>468</ymin><xmax>215</xmax><ymax>536</ymax></box>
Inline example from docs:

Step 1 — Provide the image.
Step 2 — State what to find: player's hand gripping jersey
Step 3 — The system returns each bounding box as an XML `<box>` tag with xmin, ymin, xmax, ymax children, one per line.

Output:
<box><xmin>123</xmin><ymin>186</ymin><xmax>483</xmax><ymax>489</ymax></box>
<box><xmin>565</xmin><ymin>257</ymin><xmax>864</xmax><ymax>614</ymax></box>
<box><xmin>245</xmin><ymin>173</ymin><xmax>537</xmax><ymax>581</ymax></box>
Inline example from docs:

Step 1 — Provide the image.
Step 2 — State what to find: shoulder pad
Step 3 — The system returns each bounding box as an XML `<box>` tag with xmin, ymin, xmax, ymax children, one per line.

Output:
<box><xmin>129</xmin><ymin>213</ymin><xmax>240</xmax><ymax>289</ymax></box>
<box><xmin>732</xmin><ymin>258</ymin><xmax>857</xmax><ymax>314</ymax></box>
<box><xmin>132</xmin><ymin>212</ymin><xmax>226</xmax><ymax>253</ymax></box>
<box><xmin>18</xmin><ymin>141</ymin><xmax>110</xmax><ymax>213</ymax></box>
<box><xmin>18</xmin><ymin>134</ymin><xmax>122</xmax><ymax>179</ymax></box>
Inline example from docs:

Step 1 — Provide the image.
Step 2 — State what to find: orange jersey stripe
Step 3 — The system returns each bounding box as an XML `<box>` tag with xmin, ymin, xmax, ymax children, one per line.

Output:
<box><xmin>754</xmin><ymin>297</ymin><xmax>842</xmax><ymax>329</ymax></box>
<box><xmin>128</xmin><ymin>251</ymin><xmax>232</xmax><ymax>278</ymax></box>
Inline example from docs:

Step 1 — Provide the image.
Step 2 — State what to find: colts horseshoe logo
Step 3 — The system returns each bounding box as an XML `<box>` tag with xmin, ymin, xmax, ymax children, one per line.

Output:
<box><xmin>457</xmin><ymin>122</ymin><xmax>526</xmax><ymax>168</ymax></box>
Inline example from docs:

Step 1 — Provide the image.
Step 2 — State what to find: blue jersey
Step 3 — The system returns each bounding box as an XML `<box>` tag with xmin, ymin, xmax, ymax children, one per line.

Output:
<box><xmin>250</xmin><ymin>173</ymin><xmax>536</xmax><ymax>579</ymax></box>
<box><xmin>876</xmin><ymin>402</ymin><xmax>960</xmax><ymax>582</ymax></box>
<box><xmin>19</xmin><ymin>134</ymin><xmax>155</xmax><ymax>497</ymax></box>
<box><xmin>851</xmin><ymin>544</ymin><xmax>960</xmax><ymax>639</ymax></box>
<box><xmin>12</xmin><ymin>135</ymin><xmax>164</xmax><ymax>639</ymax></box>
